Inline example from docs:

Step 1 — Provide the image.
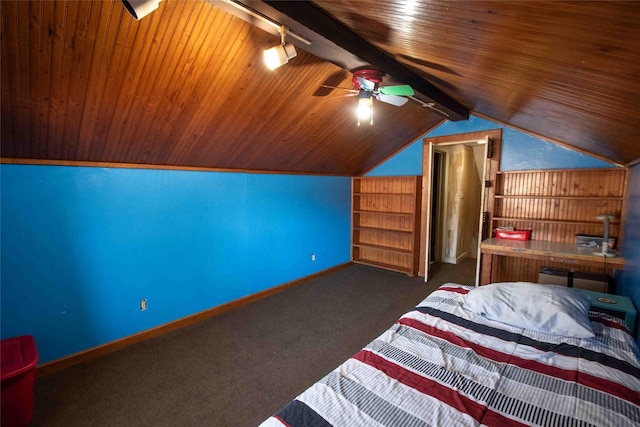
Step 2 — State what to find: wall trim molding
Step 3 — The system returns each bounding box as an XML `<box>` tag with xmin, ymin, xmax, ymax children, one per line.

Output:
<box><xmin>626</xmin><ymin>157</ymin><xmax>640</xmax><ymax>168</ymax></box>
<box><xmin>0</xmin><ymin>158</ymin><xmax>348</xmax><ymax>177</ymax></box>
<box><xmin>36</xmin><ymin>262</ymin><xmax>351</xmax><ymax>377</ymax></box>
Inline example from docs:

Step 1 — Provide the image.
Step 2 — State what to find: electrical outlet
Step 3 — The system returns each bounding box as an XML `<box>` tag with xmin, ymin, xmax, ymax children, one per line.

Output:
<box><xmin>140</xmin><ymin>299</ymin><xmax>147</xmax><ymax>311</ymax></box>
<box><xmin>311</xmin><ymin>254</ymin><xmax>316</xmax><ymax>261</ymax></box>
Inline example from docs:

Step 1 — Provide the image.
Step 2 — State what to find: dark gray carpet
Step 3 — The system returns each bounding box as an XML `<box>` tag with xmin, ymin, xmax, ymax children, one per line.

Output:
<box><xmin>33</xmin><ymin>260</ymin><xmax>476</xmax><ymax>426</ymax></box>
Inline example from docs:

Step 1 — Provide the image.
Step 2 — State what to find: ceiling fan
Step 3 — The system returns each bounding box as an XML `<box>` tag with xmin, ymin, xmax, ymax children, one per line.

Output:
<box><xmin>322</xmin><ymin>69</ymin><xmax>415</xmax><ymax>125</ymax></box>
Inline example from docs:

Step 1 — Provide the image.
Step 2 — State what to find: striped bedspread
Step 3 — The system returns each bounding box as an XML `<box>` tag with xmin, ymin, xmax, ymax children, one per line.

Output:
<box><xmin>260</xmin><ymin>284</ymin><xmax>640</xmax><ymax>427</ymax></box>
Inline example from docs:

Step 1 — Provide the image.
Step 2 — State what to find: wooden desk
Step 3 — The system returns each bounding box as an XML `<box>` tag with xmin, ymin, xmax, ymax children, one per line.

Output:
<box><xmin>480</xmin><ymin>238</ymin><xmax>625</xmax><ymax>285</ymax></box>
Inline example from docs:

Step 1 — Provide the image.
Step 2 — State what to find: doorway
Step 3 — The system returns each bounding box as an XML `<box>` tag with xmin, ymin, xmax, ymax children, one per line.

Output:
<box><xmin>420</xmin><ymin>129</ymin><xmax>502</xmax><ymax>284</ymax></box>
<box><xmin>429</xmin><ymin>150</ymin><xmax>446</xmax><ymax>263</ymax></box>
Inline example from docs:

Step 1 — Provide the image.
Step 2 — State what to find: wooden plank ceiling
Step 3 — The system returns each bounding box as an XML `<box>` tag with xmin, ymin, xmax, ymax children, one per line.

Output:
<box><xmin>313</xmin><ymin>0</ymin><xmax>640</xmax><ymax>167</ymax></box>
<box><xmin>2</xmin><ymin>1</ymin><xmax>639</xmax><ymax>175</ymax></box>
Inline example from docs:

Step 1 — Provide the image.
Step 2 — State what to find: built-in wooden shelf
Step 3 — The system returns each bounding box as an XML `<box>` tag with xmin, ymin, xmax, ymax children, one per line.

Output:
<box><xmin>352</xmin><ymin>176</ymin><xmax>421</xmax><ymax>276</ymax></box>
<box><xmin>482</xmin><ymin>168</ymin><xmax>628</xmax><ymax>283</ymax></box>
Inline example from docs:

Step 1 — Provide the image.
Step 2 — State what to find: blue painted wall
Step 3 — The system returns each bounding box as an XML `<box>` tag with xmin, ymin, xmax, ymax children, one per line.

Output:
<box><xmin>367</xmin><ymin>115</ymin><xmax>615</xmax><ymax>176</ymax></box>
<box><xmin>0</xmin><ymin>165</ymin><xmax>351</xmax><ymax>364</ymax></box>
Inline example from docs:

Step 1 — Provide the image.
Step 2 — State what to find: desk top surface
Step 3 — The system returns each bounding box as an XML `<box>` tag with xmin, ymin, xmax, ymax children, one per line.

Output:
<box><xmin>480</xmin><ymin>238</ymin><xmax>625</xmax><ymax>266</ymax></box>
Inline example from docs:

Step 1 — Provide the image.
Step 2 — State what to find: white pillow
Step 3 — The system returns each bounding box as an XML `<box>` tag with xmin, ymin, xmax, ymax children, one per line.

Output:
<box><xmin>464</xmin><ymin>282</ymin><xmax>595</xmax><ymax>338</ymax></box>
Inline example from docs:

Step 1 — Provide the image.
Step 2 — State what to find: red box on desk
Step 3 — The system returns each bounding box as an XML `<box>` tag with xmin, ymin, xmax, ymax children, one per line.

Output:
<box><xmin>494</xmin><ymin>229</ymin><xmax>532</xmax><ymax>241</ymax></box>
<box><xmin>1</xmin><ymin>335</ymin><xmax>38</xmax><ymax>427</ymax></box>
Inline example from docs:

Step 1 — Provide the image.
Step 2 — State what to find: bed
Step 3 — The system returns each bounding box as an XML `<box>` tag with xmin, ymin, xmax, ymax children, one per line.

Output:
<box><xmin>260</xmin><ymin>282</ymin><xmax>640</xmax><ymax>426</ymax></box>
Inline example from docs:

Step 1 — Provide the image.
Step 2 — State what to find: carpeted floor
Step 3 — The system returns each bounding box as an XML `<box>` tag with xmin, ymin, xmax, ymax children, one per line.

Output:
<box><xmin>32</xmin><ymin>260</ymin><xmax>476</xmax><ymax>426</ymax></box>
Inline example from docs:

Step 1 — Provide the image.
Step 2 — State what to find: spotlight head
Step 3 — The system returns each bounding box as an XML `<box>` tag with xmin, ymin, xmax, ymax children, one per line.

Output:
<box><xmin>263</xmin><ymin>43</ymin><xmax>297</xmax><ymax>70</ymax></box>
<box><xmin>122</xmin><ymin>0</ymin><xmax>161</xmax><ymax>20</ymax></box>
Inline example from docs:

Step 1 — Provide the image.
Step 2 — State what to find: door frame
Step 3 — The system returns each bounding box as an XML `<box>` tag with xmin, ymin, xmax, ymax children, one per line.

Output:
<box><xmin>430</xmin><ymin>150</ymin><xmax>447</xmax><ymax>263</ymax></box>
<box><xmin>419</xmin><ymin>129</ymin><xmax>502</xmax><ymax>283</ymax></box>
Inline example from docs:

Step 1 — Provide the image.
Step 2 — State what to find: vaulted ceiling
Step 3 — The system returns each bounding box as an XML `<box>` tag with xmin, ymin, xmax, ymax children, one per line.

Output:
<box><xmin>2</xmin><ymin>1</ymin><xmax>639</xmax><ymax>175</ymax></box>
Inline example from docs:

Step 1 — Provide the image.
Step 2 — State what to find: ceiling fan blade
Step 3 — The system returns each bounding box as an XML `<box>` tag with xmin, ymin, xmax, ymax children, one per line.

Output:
<box><xmin>376</xmin><ymin>93</ymin><xmax>409</xmax><ymax>107</ymax></box>
<box><xmin>357</xmin><ymin>76</ymin><xmax>376</xmax><ymax>92</ymax></box>
<box><xmin>378</xmin><ymin>85</ymin><xmax>414</xmax><ymax>97</ymax></box>
<box><xmin>320</xmin><ymin>84</ymin><xmax>359</xmax><ymax>93</ymax></box>
<box><xmin>327</xmin><ymin>93</ymin><xmax>359</xmax><ymax>100</ymax></box>
<box><xmin>313</xmin><ymin>70</ymin><xmax>350</xmax><ymax>96</ymax></box>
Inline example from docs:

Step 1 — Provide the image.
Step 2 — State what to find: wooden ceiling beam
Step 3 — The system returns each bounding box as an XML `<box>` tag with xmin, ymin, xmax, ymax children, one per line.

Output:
<box><xmin>253</xmin><ymin>0</ymin><xmax>469</xmax><ymax>121</ymax></box>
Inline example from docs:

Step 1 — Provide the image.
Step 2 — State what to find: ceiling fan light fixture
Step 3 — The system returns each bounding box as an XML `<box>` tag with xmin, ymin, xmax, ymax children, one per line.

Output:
<box><xmin>357</xmin><ymin>94</ymin><xmax>373</xmax><ymax>126</ymax></box>
<box><xmin>121</xmin><ymin>0</ymin><xmax>161</xmax><ymax>20</ymax></box>
<box><xmin>263</xmin><ymin>43</ymin><xmax>297</xmax><ymax>70</ymax></box>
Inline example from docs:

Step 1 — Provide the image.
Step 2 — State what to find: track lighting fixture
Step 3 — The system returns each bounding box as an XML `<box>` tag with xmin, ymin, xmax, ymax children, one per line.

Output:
<box><xmin>121</xmin><ymin>0</ymin><xmax>161</xmax><ymax>20</ymax></box>
<box><xmin>219</xmin><ymin>1</ymin><xmax>310</xmax><ymax>70</ymax></box>
<box><xmin>263</xmin><ymin>26</ymin><xmax>298</xmax><ymax>70</ymax></box>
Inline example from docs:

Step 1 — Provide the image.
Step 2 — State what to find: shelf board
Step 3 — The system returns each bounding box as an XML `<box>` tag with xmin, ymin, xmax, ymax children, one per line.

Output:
<box><xmin>354</xmin><ymin>192</ymin><xmax>415</xmax><ymax>197</ymax></box>
<box><xmin>353</xmin><ymin>242</ymin><xmax>412</xmax><ymax>254</ymax></box>
<box><xmin>352</xmin><ymin>259</ymin><xmax>412</xmax><ymax>275</ymax></box>
<box><xmin>353</xmin><ymin>210</ymin><xmax>413</xmax><ymax>216</ymax></box>
<box><xmin>353</xmin><ymin>226</ymin><xmax>413</xmax><ymax>235</ymax></box>
<box><xmin>353</xmin><ymin>176</ymin><xmax>416</xmax><ymax>181</ymax></box>
<box><xmin>492</xmin><ymin>217</ymin><xmax>621</xmax><ymax>226</ymax></box>
<box><xmin>495</xmin><ymin>195</ymin><xmax>623</xmax><ymax>200</ymax></box>
<box><xmin>496</xmin><ymin>168</ymin><xmax>622</xmax><ymax>175</ymax></box>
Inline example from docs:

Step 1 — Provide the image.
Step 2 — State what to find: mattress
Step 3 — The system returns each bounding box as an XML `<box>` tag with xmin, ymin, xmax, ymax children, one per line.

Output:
<box><xmin>260</xmin><ymin>284</ymin><xmax>640</xmax><ymax>426</ymax></box>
